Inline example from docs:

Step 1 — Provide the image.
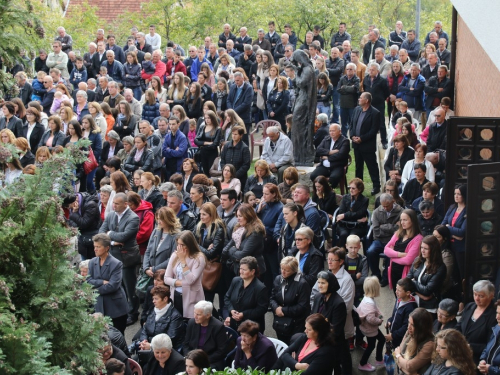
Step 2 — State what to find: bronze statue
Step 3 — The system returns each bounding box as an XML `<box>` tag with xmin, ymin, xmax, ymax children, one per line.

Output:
<box><xmin>290</xmin><ymin>49</ymin><xmax>317</xmax><ymax>166</ymax></box>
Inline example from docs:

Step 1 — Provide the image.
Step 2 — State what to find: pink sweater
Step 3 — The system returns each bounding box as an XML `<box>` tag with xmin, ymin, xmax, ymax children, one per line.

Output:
<box><xmin>357</xmin><ymin>297</ymin><xmax>383</xmax><ymax>337</ymax></box>
<box><xmin>384</xmin><ymin>234</ymin><xmax>423</xmax><ymax>290</ymax></box>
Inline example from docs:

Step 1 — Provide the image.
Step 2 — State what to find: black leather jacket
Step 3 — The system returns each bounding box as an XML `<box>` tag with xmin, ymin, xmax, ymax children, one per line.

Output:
<box><xmin>139</xmin><ymin>304</ymin><xmax>185</xmax><ymax>349</ymax></box>
<box><xmin>196</xmin><ymin>223</ymin><xmax>225</xmax><ymax>261</ymax></box>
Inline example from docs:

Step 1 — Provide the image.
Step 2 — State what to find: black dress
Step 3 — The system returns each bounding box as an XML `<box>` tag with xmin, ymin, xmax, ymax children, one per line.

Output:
<box><xmin>390</xmin><ymin>236</ymin><xmax>413</xmax><ymax>292</ymax></box>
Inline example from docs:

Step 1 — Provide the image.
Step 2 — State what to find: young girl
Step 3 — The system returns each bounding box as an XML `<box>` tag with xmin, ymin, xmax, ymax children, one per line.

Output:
<box><xmin>356</xmin><ymin>276</ymin><xmax>386</xmax><ymax>371</ymax></box>
<box><xmin>187</xmin><ymin>119</ymin><xmax>197</xmax><ymax>148</ymax></box>
<box><xmin>243</xmin><ymin>191</ymin><xmax>257</xmax><ymax>207</ymax></box>
<box><xmin>35</xmin><ymin>146</ymin><xmax>51</xmax><ymax>168</ymax></box>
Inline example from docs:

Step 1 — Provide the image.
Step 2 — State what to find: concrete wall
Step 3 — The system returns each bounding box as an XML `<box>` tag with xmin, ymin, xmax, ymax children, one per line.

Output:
<box><xmin>455</xmin><ymin>16</ymin><xmax>500</xmax><ymax>117</ymax></box>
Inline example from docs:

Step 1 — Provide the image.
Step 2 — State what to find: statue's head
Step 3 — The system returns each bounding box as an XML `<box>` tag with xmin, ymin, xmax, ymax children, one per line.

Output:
<box><xmin>291</xmin><ymin>49</ymin><xmax>312</xmax><ymax>68</ymax></box>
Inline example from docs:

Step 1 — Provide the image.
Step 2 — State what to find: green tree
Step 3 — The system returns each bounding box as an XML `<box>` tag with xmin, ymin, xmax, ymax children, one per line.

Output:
<box><xmin>62</xmin><ymin>1</ymin><xmax>101</xmax><ymax>51</ymax></box>
<box><xmin>0</xmin><ymin>143</ymin><xmax>107</xmax><ymax>374</ymax></box>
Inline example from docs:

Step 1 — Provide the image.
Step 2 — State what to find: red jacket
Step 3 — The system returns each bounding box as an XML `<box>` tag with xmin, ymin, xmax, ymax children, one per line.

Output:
<box><xmin>165</xmin><ymin>60</ymin><xmax>187</xmax><ymax>78</ymax></box>
<box><xmin>134</xmin><ymin>200</ymin><xmax>155</xmax><ymax>255</ymax></box>
<box><xmin>141</xmin><ymin>60</ymin><xmax>167</xmax><ymax>84</ymax></box>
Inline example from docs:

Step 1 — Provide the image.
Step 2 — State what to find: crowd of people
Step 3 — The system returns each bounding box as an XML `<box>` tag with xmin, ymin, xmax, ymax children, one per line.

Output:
<box><xmin>0</xmin><ymin>19</ymin><xmax>489</xmax><ymax>375</ymax></box>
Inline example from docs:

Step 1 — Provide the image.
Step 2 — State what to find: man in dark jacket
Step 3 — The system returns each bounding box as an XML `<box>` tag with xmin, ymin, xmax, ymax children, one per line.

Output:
<box><xmin>326</xmin><ymin>47</ymin><xmax>344</xmax><ymax>124</ymax></box>
<box><xmin>217</xmin><ymin>189</ymin><xmax>241</xmax><ymax>243</ymax></box>
<box><xmin>398</xmin><ymin>63</ymin><xmax>426</xmax><ymax>122</ymax></box>
<box><xmin>424</xmin><ymin>65</ymin><xmax>452</xmax><ymax>115</ymax></box>
<box><xmin>14</xmin><ymin>71</ymin><xmax>33</xmax><ymax>106</ymax></box>
<box><xmin>338</xmin><ymin>62</ymin><xmax>360</xmax><ymax>136</ymax></box>
<box><xmin>350</xmin><ymin>92</ymin><xmax>382</xmax><ymax>195</ymax></box>
<box><xmin>311</xmin><ymin>123</ymin><xmax>350</xmax><ymax>189</ymax></box>
<box><xmin>227</xmin><ymin>72</ymin><xmax>253</xmax><ymax>143</ymax></box>
<box><xmin>167</xmin><ymin>190</ymin><xmax>196</xmax><ymax>232</ymax></box>
<box><xmin>235</xmin><ymin>27</ymin><xmax>252</xmax><ymax>52</ymax></box>
<box><xmin>99</xmin><ymin>193</ymin><xmax>140</xmax><ymax>325</ymax></box>
<box><xmin>265</xmin><ymin>21</ymin><xmax>281</xmax><ymax>55</ymax></box>
<box><xmin>101</xmin><ymin>51</ymin><xmax>125</xmax><ymax>84</ymax></box>
<box><xmin>363</xmin><ymin>29</ymin><xmax>385</xmax><ymax>64</ymax></box>
<box><xmin>220</xmin><ymin>125</ymin><xmax>251</xmax><ymax>188</ymax></box>
<box><xmin>218</xmin><ymin>24</ymin><xmax>237</xmax><ymax>48</ymax></box>
<box><xmin>253</xmin><ymin>29</ymin><xmax>272</xmax><ymax>52</ymax></box>
<box><xmin>426</xmin><ymin>108</ymin><xmax>447</xmax><ymax>152</ymax></box>
<box><xmin>162</xmin><ymin>116</ymin><xmax>189</xmax><ymax>180</ymax></box>
<box><xmin>106</xmin><ymin>35</ymin><xmax>125</xmax><ymax>64</ymax></box>
<box><xmin>66</xmin><ymin>193</ymin><xmax>101</xmax><ymax>260</ymax></box>
<box><xmin>237</xmin><ymin>45</ymin><xmax>256</xmax><ymax>80</ymax></box>
<box><xmin>330</xmin><ymin>22</ymin><xmax>351</xmax><ymax>48</ymax></box>
<box><xmin>363</xmin><ymin>63</ymin><xmax>390</xmax><ymax>148</ymax></box>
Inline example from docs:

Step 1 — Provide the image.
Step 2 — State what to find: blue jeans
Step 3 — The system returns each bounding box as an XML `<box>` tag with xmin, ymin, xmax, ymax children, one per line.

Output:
<box><xmin>86</xmin><ymin>168</ymin><xmax>97</xmax><ymax>193</ymax></box>
<box><xmin>317</xmin><ymin>102</ymin><xmax>331</xmax><ymax>119</ymax></box>
<box><xmin>131</xmin><ymin>86</ymin><xmax>143</xmax><ymax>101</ymax></box>
<box><xmin>339</xmin><ymin>107</ymin><xmax>354</xmax><ymax>137</ymax></box>
<box><xmin>330</xmin><ymin>88</ymin><xmax>340</xmax><ymax>124</ymax></box>
<box><xmin>366</xmin><ymin>240</ymin><xmax>388</xmax><ymax>281</ymax></box>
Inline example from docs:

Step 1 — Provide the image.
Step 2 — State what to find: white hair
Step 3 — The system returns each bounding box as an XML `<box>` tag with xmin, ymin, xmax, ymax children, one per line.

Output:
<box><xmin>266</xmin><ymin>126</ymin><xmax>281</xmax><ymax>134</ymax></box>
<box><xmin>89</xmin><ymin>42</ymin><xmax>97</xmax><ymax>49</ymax></box>
<box><xmin>329</xmin><ymin>123</ymin><xmax>341</xmax><ymax>131</ymax></box>
<box><xmin>370</xmin><ymin>62</ymin><xmax>380</xmax><ymax>71</ymax></box>
<box><xmin>390</xmin><ymin>45</ymin><xmax>399</xmax><ymax>51</ymax></box>
<box><xmin>151</xmin><ymin>334</ymin><xmax>172</xmax><ymax>351</ymax></box>
<box><xmin>194</xmin><ymin>300</ymin><xmax>213</xmax><ymax>315</ymax></box>
<box><xmin>79</xmin><ymin>259</ymin><xmax>90</xmax><ymax>269</ymax></box>
<box><xmin>473</xmin><ymin>280</ymin><xmax>495</xmax><ymax>296</ymax></box>
<box><xmin>346</xmin><ymin>62</ymin><xmax>356</xmax><ymax>70</ymax></box>
<box><xmin>106</xmin><ymin>50</ymin><xmax>115</xmax><ymax>57</ymax></box>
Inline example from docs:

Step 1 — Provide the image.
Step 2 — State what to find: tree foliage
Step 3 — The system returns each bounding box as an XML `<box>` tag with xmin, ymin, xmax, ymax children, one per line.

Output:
<box><xmin>0</xmin><ymin>143</ymin><xmax>107</xmax><ymax>374</ymax></box>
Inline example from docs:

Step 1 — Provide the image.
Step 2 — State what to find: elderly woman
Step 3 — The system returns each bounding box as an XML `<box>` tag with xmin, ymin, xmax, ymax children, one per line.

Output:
<box><xmin>38</xmin><ymin>116</ymin><xmax>65</xmax><ymax>151</ymax></box>
<box><xmin>433</xmin><ymin>299</ymin><xmax>458</xmax><ymax>334</ymax></box>
<box><xmin>457</xmin><ymin>280</ymin><xmax>497</xmax><ymax>364</ymax></box>
<box><xmin>289</xmin><ymin>227</ymin><xmax>323</xmax><ymax>288</ymax></box>
<box><xmin>79</xmin><ymin>259</ymin><xmax>90</xmax><ymax>277</ymax></box>
<box><xmin>98</xmin><ymin>184</ymin><xmax>113</xmax><ymax>223</ymax></box>
<box><xmin>164</xmin><ymin>231</ymin><xmax>206</xmax><ymax>319</ymax></box>
<box><xmin>86</xmin><ymin>233</ymin><xmax>129</xmax><ymax>334</ymax></box>
<box><xmin>394</xmin><ymin>308</ymin><xmax>435</xmax><ymax>375</ymax></box>
<box><xmin>272</xmin><ymin>313</ymin><xmax>336</xmax><ymax>375</ymax></box>
<box><xmin>73</xmin><ymin>90</ymin><xmax>90</xmax><ymax>121</ymax></box>
<box><xmin>234</xmin><ymin>320</ymin><xmax>277</xmax><ymax>372</ymax></box>
<box><xmin>244</xmin><ymin>160</ymin><xmax>278</xmax><ymax>199</ymax></box>
<box><xmin>384</xmin><ymin>134</ymin><xmax>415</xmax><ymax>182</ymax></box>
<box><xmin>116</xmin><ymin>136</ymin><xmax>134</xmax><ymax>164</ymax></box>
<box><xmin>270</xmin><ymin>256</ymin><xmax>311</xmax><ymax>344</ymax></box>
<box><xmin>479</xmin><ymin>301</ymin><xmax>500</xmax><ymax>375</ymax></box>
<box><xmin>138</xmin><ymin>285</ymin><xmax>185</xmax><ymax>351</ymax></box>
<box><xmin>143</xmin><ymin>334</ymin><xmax>186</xmax><ymax>375</ymax></box>
<box><xmin>182</xmin><ymin>300</ymin><xmax>228</xmax><ymax>370</ymax></box>
<box><xmin>224</xmin><ymin>256</ymin><xmax>268</xmax><ymax>332</ymax></box>
<box><xmin>336</xmin><ymin>177</ymin><xmax>369</xmax><ymax>248</ymax></box>
<box><xmin>417</xmin><ymin>200</ymin><xmax>442</xmax><ymax>236</ymax></box>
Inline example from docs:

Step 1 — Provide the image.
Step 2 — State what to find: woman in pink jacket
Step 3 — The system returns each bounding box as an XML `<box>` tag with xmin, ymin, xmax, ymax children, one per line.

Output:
<box><xmin>384</xmin><ymin>209</ymin><xmax>423</xmax><ymax>292</ymax></box>
<box><xmin>165</xmin><ymin>230</ymin><xmax>206</xmax><ymax>319</ymax></box>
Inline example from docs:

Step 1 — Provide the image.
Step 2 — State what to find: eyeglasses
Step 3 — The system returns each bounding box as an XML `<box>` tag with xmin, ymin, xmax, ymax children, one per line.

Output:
<box><xmin>295</xmin><ymin>238</ymin><xmax>306</xmax><ymax>242</ymax></box>
<box><xmin>349</xmin><ymin>187</ymin><xmax>357</xmax><ymax>190</ymax></box>
<box><xmin>385</xmin><ymin>189</ymin><xmax>395</xmax><ymax>193</ymax></box>
<box><xmin>328</xmin><ymin>258</ymin><xmax>340</xmax><ymax>262</ymax></box>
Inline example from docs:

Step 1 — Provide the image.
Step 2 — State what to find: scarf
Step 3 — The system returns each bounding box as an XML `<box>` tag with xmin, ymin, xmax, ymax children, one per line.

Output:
<box><xmin>232</xmin><ymin>226</ymin><xmax>245</xmax><ymax>249</ymax></box>
<box><xmin>154</xmin><ymin>302</ymin><xmax>171</xmax><ymax>321</ymax></box>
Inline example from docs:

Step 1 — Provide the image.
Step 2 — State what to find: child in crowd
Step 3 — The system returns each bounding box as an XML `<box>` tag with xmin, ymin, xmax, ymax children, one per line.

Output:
<box><xmin>356</xmin><ymin>276</ymin><xmax>386</xmax><ymax>372</ymax></box>
<box><xmin>187</xmin><ymin>119</ymin><xmax>197</xmax><ymax>148</ymax></box>
<box><xmin>285</xmin><ymin>114</ymin><xmax>293</xmax><ymax>139</ymax></box>
<box><xmin>243</xmin><ymin>191</ymin><xmax>257</xmax><ymax>207</ymax></box>
<box><xmin>385</xmin><ymin>277</ymin><xmax>417</xmax><ymax>348</ymax></box>
<box><xmin>142</xmin><ymin>52</ymin><xmax>156</xmax><ymax>87</ymax></box>
<box><xmin>50</xmin><ymin>90</ymin><xmax>70</xmax><ymax>115</ymax></box>
<box><xmin>98</xmin><ymin>66</ymin><xmax>110</xmax><ymax>80</ymax></box>
<box><xmin>35</xmin><ymin>146</ymin><xmax>51</xmax><ymax>168</ymax></box>
<box><xmin>31</xmin><ymin>71</ymin><xmax>47</xmax><ymax>102</ymax></box>
<box><xmin>391</xmin><ymin>100</ymin><xmax>413</xmax><ymax>128</ymax></box>
<box><xmin>69</xmin><ymin>56</ymin><xmax>88</xmax><ymax>88</ymax></box>
<box><xmin>344</xmin><ymin>235</ymin><xmax>369</xmax><ymax>349</ymax></box>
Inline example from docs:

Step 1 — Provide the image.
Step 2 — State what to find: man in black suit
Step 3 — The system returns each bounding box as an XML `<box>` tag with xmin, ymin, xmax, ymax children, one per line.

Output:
<box><xmin>311</xmin><ymin>123</ymin><xmax>351</xmax><ymax>189</ymax></box>
<box><xmin>40</xmin><ymin>76</ymin><xmax>56</xmax><ymax>116</ymax></box>
<box><xmin>226</xmin><ymin>71</ymin><xmax>253</xmax><ymax>144</ymax></box>
<box><xmin>363</xmin><ymin>29</ymin><xmax>385</xmax><ymax>65</ymax></box>
<box><xmin>72</xmin><ymin>82</ymin><xmax>96</xmax><ymax>103</ymax></box>
<box><xmin>99</xmin><ymin>193</ymin><xmax>140</xmax><ymax>325</ymax></box>
<box><xmin>92</xmin><ymin>40</ymin><xmax>107</xmax><ymax>78</ymax></box>
<box><xmin>350</xmin><ymin>92</ymin><xmax>381</xmax><ymax>195</ymax></box>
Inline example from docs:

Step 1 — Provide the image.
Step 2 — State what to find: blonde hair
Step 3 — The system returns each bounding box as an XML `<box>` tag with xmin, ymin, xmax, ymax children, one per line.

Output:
<box><xmin>346</xmin><ymin>235</ymin><xmax>361</xmax><ymax>246</ymax></box>
<box><xmin>155</xmin><ymin>207</ymin><xmax>182</xmax><ymax>234</ymax></box>
<box><xmin>280</xmin><ymin>256</ymin><xmax>299</xmax><ymax>273</ymax></box>
<box><xmin>195</xmin><ymin>202</ymin><xmax>226</xmax><ymax>240</ymax></box>
<box><xmin>141</xmin><ymin>171</ymin><xmax>160</xmax><ymax>186</ymax></box>
<box><xmin>363</xmin><ymin>276</ymin><xmax>381</xmax><ymax>298</ymax></box>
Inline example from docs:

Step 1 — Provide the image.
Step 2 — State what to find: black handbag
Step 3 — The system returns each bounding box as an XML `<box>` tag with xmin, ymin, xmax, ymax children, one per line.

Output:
<box><xmin>120</xmin><ymin>247</ymin><xmax>141</xmax><ymax>268</ymax></box>
<box><xmin>272</xmin><ymin>316</ymin><xmax>294</xmax><ymax>334</ymax></box>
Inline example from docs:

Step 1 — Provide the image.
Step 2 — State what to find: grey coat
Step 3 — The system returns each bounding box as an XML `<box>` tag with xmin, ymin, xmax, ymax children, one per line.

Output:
<box><xmin>143</xmin><ymin>229</ymin><xmax>178</xmax><ymax>272</ymax></box>
<box><xmin>87</xmin><ymin>254</ymin><xmax>129</xmax><ymax>318</ymax></box>
<box><xmin>99</xmin><ymin>208</ymin><xmax>140</xmax><ymax>261</ymax></box>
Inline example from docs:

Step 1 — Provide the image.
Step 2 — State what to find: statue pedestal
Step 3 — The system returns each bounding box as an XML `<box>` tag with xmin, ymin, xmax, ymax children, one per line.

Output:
<box><xmin>296</xmin><ymin>165</ymin><xmax>317</xmax><ymax>190</ymax></box>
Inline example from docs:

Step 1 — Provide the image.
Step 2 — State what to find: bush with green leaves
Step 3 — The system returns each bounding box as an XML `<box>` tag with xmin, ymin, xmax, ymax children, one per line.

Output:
<box><xmin>0</xmin><ymin>142</ymin><xmax>108</xmax><ymax>375</ymax></box>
